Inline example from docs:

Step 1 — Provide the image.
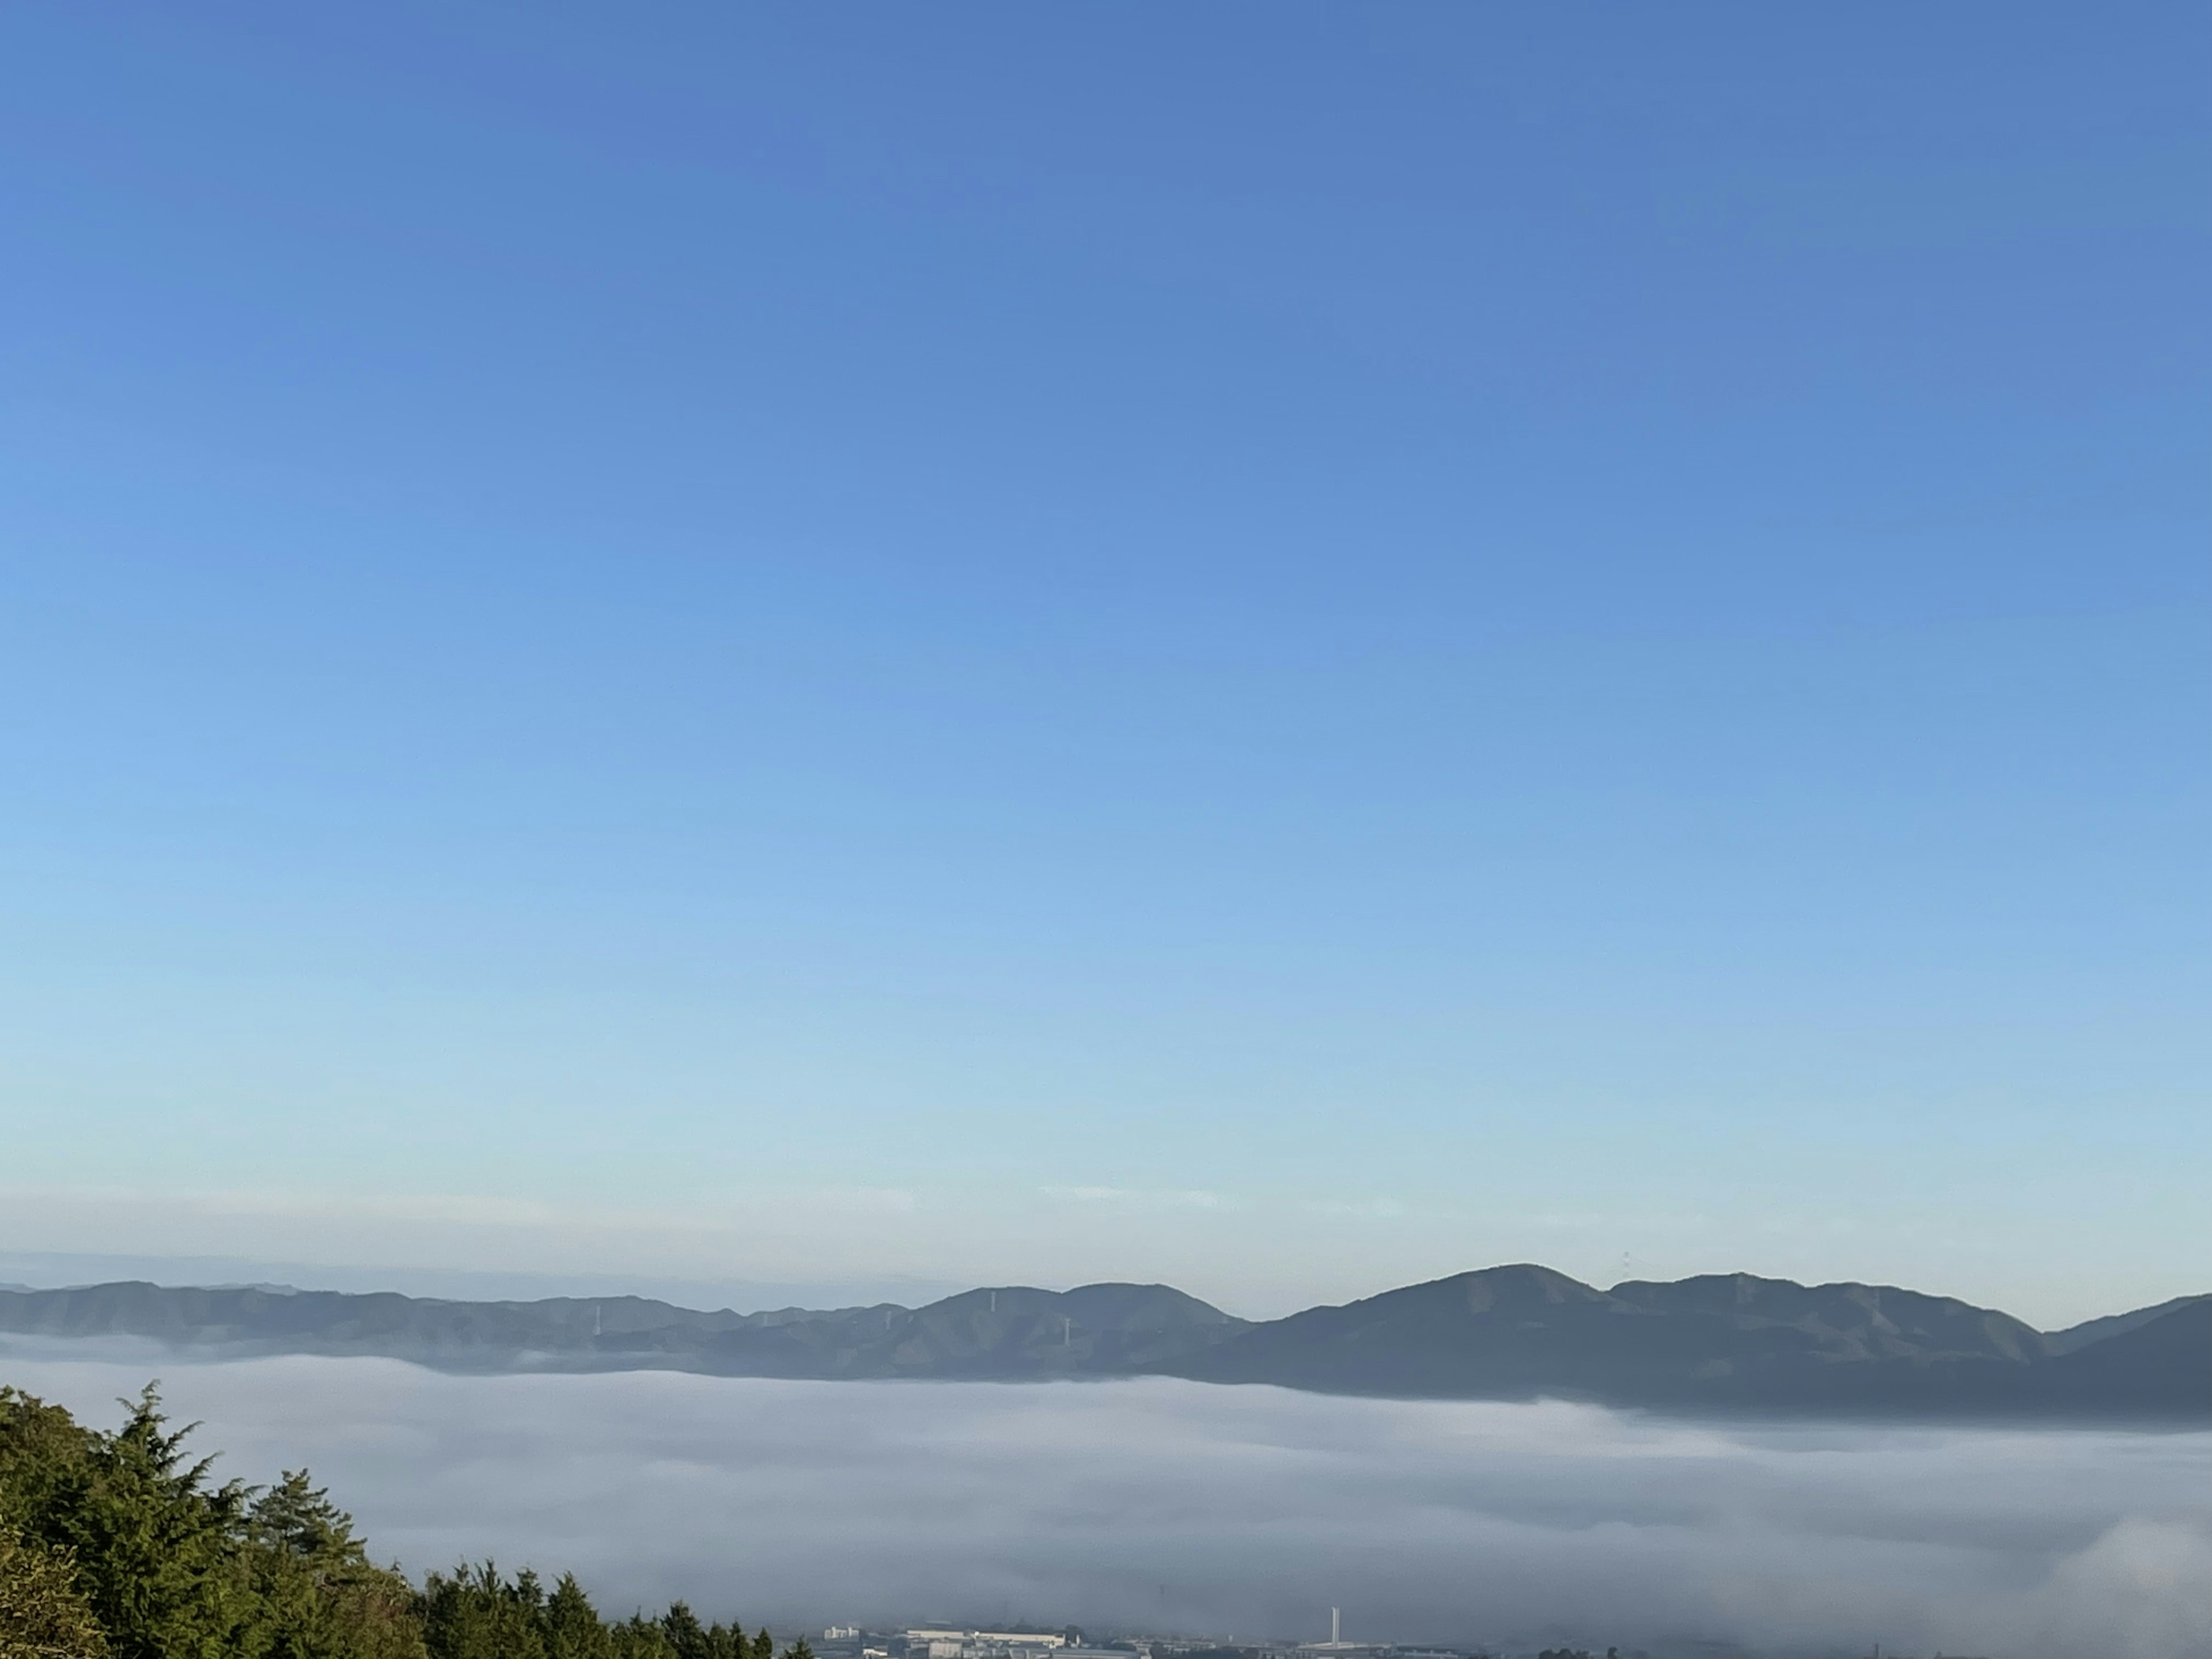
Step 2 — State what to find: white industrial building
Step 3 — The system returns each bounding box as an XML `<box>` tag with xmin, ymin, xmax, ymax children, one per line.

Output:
<box><xmin>907</xmin><ymin>1631</ymin><xmax>1070</xmax><ymax>1659</ymax></box>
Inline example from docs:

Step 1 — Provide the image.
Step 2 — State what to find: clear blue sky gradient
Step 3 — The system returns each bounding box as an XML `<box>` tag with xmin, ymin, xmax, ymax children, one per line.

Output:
<box><xmin>2</xmin><ymin>5</ymin><xmax>2206</xmax><ymax>1321</ymax></box>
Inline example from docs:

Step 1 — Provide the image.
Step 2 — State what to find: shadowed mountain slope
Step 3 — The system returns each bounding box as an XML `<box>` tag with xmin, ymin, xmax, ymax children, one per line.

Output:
<box><xmin>2040</xmin><ymin>1297</ymin><xmax>2212</xmax><ymax>1414</ymax></box>
<box><xmin>1607</xmin><ymin>1272</ymin><xmax>2048</xmax><ymax>1363</ymax></box>
<box><xmin>2045</xmin><ymin>1293</ymin><xmax>2211</xmax><ymax>1355</ymax></box>
<box><xmin>0</xmin><ymin>1279</ymin><xmax>1243</xmax><ymax>1379</ymax></box>
<box><xmin>1160</xmin><ymin>1266</ymin><xmax>2209</xmax><ymax>1418</ymax></box>
<box><xmin>1</xmin><ymin>1268</ymin><xmax>2202</xmax><ymax>1421</ymax></box>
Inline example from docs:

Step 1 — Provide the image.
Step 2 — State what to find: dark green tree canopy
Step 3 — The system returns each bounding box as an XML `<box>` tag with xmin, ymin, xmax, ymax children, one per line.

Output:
<box><xmin>1</xmin><ymin>1388</ymin><xmax>797</xmax><ymax>1659</ymax></box>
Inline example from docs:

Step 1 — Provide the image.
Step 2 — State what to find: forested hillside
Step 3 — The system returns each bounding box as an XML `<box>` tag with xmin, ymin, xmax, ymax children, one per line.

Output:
<box><xmin>0</xmin><ymin>1385</ymin><xmax>800</xmax><ymax>1659</ymax></box>
<box><xmin>6</xmin><ymin>1270</ymin><xmax>2203</xmax><ymax>1419</ymax></box>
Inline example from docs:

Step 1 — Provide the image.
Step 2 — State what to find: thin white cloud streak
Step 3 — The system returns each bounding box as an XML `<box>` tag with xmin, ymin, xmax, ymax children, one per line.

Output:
<box><xmin>1</xmin><ymin>1349</ymin><xmax>2206</xmax><ymax>1658</ymax></box>
<box><xmin>1040</xmin><ymin>1187</ymin><xmax>1228</xmax><ymax>1211</ymax></box>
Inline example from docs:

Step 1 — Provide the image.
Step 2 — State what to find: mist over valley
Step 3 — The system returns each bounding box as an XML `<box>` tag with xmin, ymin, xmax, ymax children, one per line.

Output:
<box><xmin>3</xmin><ymin>1349</ymin><xmax>2207</xmax><ymax>1659</ymax></box>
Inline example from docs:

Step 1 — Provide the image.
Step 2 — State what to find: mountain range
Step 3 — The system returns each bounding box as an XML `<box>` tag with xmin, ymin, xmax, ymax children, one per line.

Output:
<box><xmin>2</xmin><ymin>1266</ymin><xmax>2203</xmax><ymax>1421</ymax></box>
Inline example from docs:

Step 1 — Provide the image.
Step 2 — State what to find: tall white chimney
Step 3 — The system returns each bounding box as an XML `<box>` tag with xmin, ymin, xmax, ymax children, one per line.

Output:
<box><xmin>1330</xmin><ymin>1609</ymin><xmax>1339</xmax><ymax>1645</ymax></box>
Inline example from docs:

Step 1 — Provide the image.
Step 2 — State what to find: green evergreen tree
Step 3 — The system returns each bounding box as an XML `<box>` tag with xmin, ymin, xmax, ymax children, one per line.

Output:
<box><xmin>417</xmin><ymin>1563</ymin><xmax>547</xmax><ymax>1659</ymax></box>
<box><xmin>0</xmin><ymin>1520</ymin><xmax>108</xmax><ymax>1659</ymax></box>
<box><xmin>36</xmin><ymin>1385</ymin><xmax>257</xmax><ymax>1659</ymax></box>
<box><xmin>543</xmin><ymin>1577</ymin><xmax>612</xmax><ymax>1659</ymax></box>
<box><xmin>610</xmin><ymin>1615</ymin><xmax>674</xmax><ymax>1659</ymax></box>
<box><xmin>244</xmin><ymin>1472</ymin><xmax>421</xmax><ymax>1659</ymax></box>
<box><xmin>660</xmin><ymin>1604</ymin><xmax>709</xmax><ymax>1659</ymax></box>
<box><xmin>1</xmin><ymin>1382</ymin><xmax>785</xmax><ymax>1659</ymax></box>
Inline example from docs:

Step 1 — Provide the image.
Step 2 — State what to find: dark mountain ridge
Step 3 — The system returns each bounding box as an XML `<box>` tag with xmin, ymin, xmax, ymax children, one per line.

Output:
<box><xmin>1</xmin><ymin>1267</ymin><xmax>2202</xmax><ymax>1422</ymax></box>
<box><xmin>2043</xmin><ymin>1291</ymin><xmax>2210</xmax><ymax>1354</ymax></box>
<box><xmin>0</xmin><ymin>1279</ymin><xmax>1244</xmax><ymax>1381</ymax></box>
<box><xmin>1164</xmin><ymin>1265</ymin><xmax>2206</xmax><ymax>1416</ymax></box>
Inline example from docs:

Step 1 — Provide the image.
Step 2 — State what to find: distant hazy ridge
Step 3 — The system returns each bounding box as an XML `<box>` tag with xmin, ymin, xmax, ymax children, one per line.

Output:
<box><xmin>3</xmin><ymin>1267</ymin><xmax>2204</xmax><ymax>1420</ymax></box>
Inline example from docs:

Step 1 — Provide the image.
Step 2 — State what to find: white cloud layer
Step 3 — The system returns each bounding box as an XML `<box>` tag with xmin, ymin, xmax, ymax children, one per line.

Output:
<box><xmin>1</xmin><ymin>1348</ymin><xmax>2207</xmax><ymax>1659</ymax></box>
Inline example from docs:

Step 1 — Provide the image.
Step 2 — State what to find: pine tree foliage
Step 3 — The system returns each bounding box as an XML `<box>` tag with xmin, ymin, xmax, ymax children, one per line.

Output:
<box><xmin>0</xmin><ymin>1388</ymin><xmax>794</xmax><ymax>1659</ymax></box>
<box><xmin>0</xmin><ymin>1520</ymin><xmax>107</xmax><ymax>1659</ymax></box>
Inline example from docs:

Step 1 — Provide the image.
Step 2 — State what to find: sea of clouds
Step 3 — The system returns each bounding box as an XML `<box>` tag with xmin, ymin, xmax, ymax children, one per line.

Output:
<box><xmin>2</xmin><ymin>1344</ymin><xmax>2207</xmax><ymax>1659</ymax></box>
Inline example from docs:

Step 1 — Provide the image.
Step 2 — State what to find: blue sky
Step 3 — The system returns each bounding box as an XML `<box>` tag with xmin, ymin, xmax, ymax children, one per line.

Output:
<box><xmin>2</xmin><ymin>5</ymin><xmax>2206</xmax><ymax>1323</ymax></box>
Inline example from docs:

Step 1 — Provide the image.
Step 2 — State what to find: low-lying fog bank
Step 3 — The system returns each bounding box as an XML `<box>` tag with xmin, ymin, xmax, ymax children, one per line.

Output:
<box><xmin>2</xmin><ymin>1346</ymin><xmax>2206</xmax><ymax>1659</ymax></box>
